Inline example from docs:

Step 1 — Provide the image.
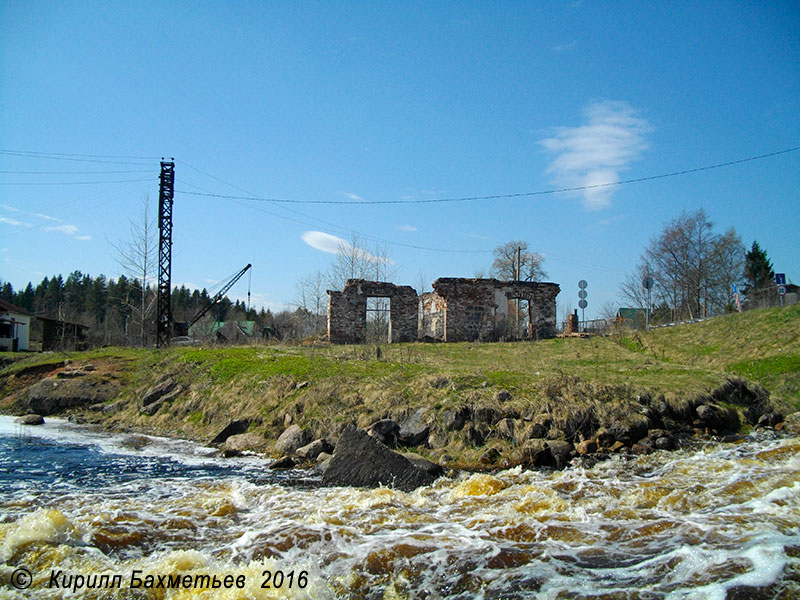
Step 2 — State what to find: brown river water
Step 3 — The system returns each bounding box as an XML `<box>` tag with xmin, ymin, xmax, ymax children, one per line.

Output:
<box><xmin>0</xmin><ymin>416</ymin><xmax>798</xmax><ymax>599</ymax></box>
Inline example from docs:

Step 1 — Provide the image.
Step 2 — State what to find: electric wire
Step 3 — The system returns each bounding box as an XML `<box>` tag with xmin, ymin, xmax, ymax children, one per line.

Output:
<box><xmin>176</xmin><ymin>145</ymin><xmax>800</xmax><ymax>206</ymax></box>
<box><xmin>0</xmin><ymin>178</ymin><xmax>153</xmax><ymax>186</ymax></box>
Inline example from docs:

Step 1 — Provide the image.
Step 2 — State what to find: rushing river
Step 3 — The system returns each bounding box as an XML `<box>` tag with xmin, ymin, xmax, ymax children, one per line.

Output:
<box><xmin>0</xmin><ymin>415</ymin><xmax>798</xmax><ymax>599</ymax></box>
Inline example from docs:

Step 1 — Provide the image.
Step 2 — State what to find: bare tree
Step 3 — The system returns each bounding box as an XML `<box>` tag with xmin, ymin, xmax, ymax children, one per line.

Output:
<box><xmin>294</xmin><ymin>270</ymin><xmax>327</xmax><ymax>334</ymax></box>
<box><xmin>492</xmin><ymin>241</ymin><xmax>546</xmax><ymax>281</ymax></box>
<box><xmin>620</xmin><ymin>209</ymin><xmax>744</xmax><ymax>321</ymax></box>
<box><xmin>110</xmin><ymin>195</ymin><xmax>156</xmax><ymax>346</ymax></box>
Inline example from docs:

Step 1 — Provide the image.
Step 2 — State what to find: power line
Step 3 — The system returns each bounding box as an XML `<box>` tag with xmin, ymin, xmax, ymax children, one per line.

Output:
<box><xmin>176</xmin><ymin>145</ymin><xmax>800</xmax><ymax>206</ymax></box>
<box><xmin>0</xmin><ymin>150</ymin><xmax>158</xmax><ymax>166</ymax></box>
<box><xmin>0</xmin><ymin>169</ymin><xmax>152</xmax><ymax>175</ymax></box>
<box><xmin>0</xmin><ymin>178</ymin><xmax>153</xmax><ymax>186</ymax></box>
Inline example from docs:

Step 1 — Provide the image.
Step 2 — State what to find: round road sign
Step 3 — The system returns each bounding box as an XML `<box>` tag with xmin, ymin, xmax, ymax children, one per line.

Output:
<box><xmin>578</xmin><ymin>280</ymin><xmax>588</xmax><ymax>290</ymax></box>
<box><xmin>578</xmin><ymin>290</ymin><xmax>588</xmax><ymax>299</ymax></box>
<box><xmin>642</xmin><ymin>276</ymin><xmax>655</xmax><ymax>290</ymax></box>
<box><xmin>778</xmin><ymin>285</ymin><xmax>786</xmax><ymax>296</ymax></box>
<box><xmin>578</xmin><ymin>299</ymin><xmax>588</xmax><ymax>309</ymax></box>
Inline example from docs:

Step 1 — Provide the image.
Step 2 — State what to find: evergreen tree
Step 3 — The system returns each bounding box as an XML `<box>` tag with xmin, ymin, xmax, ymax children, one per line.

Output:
<box><xmin>743</xmin><ymin>241</ymin><xmax>775</xmax><ymax>306</ymax></box>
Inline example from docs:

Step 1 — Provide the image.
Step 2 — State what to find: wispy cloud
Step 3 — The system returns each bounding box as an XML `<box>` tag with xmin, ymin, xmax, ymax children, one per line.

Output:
<box><xmin>46</xmin><ymin>224</ymin><xmax>79</xmax><ymax>235</ymax></box>
<box><xmin>344</xmin><ymin>192</ymin><xmax>364</xmax><ymax>201</ymax></box>
<box><xmin>553</xmin><ymin>40</ymin><xmax>577</xmax><ymax>52</ymax></box>
<box><xmin>34</xmin><ymin>212</ymin><xmax>61</xmax><ymax>222</ymax></box>
<box><xmin>301</xmin><ymin>231</ymin><xmax>390</xmax><ymax>263</ymax></box>
<box><xmin>44</xmin><ymin>223</ymin><xmax>91</xmax><ymax>241</ymax></box>
<box><xmin>396</xmin><ymin>224</ymin><xmax>417</xmax><ymax>232</ymax></box>
<box><xmin>0</xmin><ymin>216</ymin><xmax>27</xmax><ymax>227</ymax></box>
<box><xmin>540</xmin><ymin>100</ymin><xmax>651</xmax><ymax>210</ymax></box>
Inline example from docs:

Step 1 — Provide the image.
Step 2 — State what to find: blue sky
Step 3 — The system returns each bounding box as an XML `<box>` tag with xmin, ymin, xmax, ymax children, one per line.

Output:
<box><xmin>2</xmin><ymin>1</ymin><xmax>798</xmax><ymax>320</ymax></box>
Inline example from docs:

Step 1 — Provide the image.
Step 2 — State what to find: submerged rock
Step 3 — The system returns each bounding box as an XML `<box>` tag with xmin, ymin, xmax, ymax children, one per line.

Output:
<box><xmin>322</xmin><ymin>425</ymin><xmax>441</xmax><ymax>491</ymax></box>
<box><xmin>15</xmin><ymin>414</ymin><xmax>44</xmax><ymax>425</ymax></box>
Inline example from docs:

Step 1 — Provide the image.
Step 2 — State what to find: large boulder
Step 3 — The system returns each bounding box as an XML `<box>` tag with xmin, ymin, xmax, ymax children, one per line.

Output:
<box><xmin>224</xmin><ymin>433</ymin><xmax>269</xmax><ymax>454</ymax></box>
<box><xmin>398</xmin><ymin>408</ymin><xmax>430</xmax><ymax>447</ymax></box>
<box><xmin>25</xmin><ymin>377</ymin><xmax>120</xmax><ymax>416</ymax></box>
<box><xmin>783</xmin><ymin>412</ymin><xmax>800</xmax><ymax>435</ymax></box>
<box><xmin>15</xmin><ymin>414</ymin><xmax>44</xmax><ymax>426</ymax></box>
<box><xmin>322</xmin><ymin>425</ymin><xmax>441</xmax><ymax>491</ymax></box>
<box><xmin>274</xmin><ymin>424</ymin><xmax>312</xmax><ymax>455</ymax></box>
<box><xmin>296</xmin><ymin>438</ymin><xmax>333</xmax><ymax>461</ymax></box>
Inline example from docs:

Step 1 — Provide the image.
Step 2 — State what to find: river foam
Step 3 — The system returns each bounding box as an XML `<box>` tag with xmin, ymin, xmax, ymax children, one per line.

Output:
<box><xmin>1</xmin><ymin>416</ymin><xmax>798</xmax><ymax>598</ymax></box>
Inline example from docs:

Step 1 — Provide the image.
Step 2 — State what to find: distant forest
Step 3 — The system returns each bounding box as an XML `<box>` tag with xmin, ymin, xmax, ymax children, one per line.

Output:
<box><xmin>0</xmin><ymin>272</ymin><xmax>320</xmax><ymax>347</ymax></box>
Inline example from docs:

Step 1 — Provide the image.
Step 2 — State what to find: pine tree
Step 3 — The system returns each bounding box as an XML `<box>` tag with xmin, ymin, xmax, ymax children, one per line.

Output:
<box><xmin>743</xmin><ymin>241</ymin><xmax>775</xmax><ymax>306</ymax></box>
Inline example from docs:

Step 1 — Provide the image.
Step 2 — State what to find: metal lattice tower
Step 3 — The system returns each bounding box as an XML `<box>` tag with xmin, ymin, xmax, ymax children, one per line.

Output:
<box><xmin>156</xmin><ymin>160</ymin><xmax>175</xmax><ymax>347</ymax></box>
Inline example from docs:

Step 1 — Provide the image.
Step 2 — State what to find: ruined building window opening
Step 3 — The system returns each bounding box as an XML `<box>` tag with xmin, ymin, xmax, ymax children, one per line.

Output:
<box><xmin>366</xmin><ymin>296</ymin><xmax>391</xmax><ymax>344</ymax></box>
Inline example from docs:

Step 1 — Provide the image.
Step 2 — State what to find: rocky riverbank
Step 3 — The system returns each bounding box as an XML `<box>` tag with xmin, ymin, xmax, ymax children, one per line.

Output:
<box><xmin>3</xmin><ymin>352</ymin><xmax>797</xmax><ymax>484</ymax></box>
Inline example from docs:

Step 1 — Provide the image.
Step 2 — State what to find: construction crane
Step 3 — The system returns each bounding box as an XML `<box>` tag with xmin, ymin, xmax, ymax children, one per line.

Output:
<box><xmin>173</xmin><ymin>263</ymin><xmax>252</xmax><ymax>338</ymax></box>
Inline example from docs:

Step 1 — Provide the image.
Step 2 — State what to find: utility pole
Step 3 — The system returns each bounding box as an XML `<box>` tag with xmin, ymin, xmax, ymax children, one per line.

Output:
<box><xmin>156</xmin><ymin>160</ymin><xmax>175</xmax><ymax>348</ymax></box>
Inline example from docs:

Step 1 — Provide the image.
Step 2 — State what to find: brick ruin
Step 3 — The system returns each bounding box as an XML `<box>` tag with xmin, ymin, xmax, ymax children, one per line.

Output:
<box><xmin>328</xmin><ymin>277</ymin><xmax>560</xmax><ymax>344</ymax></box>
<box><xmin>327</xmin><ymin>280</ymin><xmax>419</xmax><ymax>344</ymax></box>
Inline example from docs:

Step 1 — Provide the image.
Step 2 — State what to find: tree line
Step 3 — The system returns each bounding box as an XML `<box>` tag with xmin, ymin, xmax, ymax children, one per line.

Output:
<box><xmin>0</xmin><ymin>273</ymin><xmax>314</xmax><ymax>347</ymax></box>
<box><xmin>619</xmin><ymin>208</ymin><xmax>781</xmax><ymax>323</ymax></box>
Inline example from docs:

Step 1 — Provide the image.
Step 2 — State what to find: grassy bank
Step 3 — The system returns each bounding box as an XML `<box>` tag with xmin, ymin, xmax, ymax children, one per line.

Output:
<box><xmin>1</xmin><ymin>303</ymin><xmax>797</xmax><ymax>465</ymax></box>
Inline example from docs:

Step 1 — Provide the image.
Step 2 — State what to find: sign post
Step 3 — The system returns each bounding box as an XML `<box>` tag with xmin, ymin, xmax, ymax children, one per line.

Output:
<box><xmin>578</xmin><ymin>280</ymin><xmax>588</xmax><ymax>332</ymax></box>
<box><xmin>642</xmin><ymin>276</ymin><xmax>654</xmax><ymax>330</ymax></box>
<box><xmin>776</xmin><ymin>274</ymin><xmax>786</xmax><ymax>307</ymax></box>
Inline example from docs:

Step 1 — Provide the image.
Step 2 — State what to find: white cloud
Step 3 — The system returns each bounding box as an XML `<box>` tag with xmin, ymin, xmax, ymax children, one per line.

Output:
<box><xmin>46</xmin><ymin>224</ymin><xmax>79</xmax><ymax>235</ymax></box>
<box><xmin>34</xmin><ymin>212</ymin><xmax>61</xmax><ymax>222</ymax></box>
<box><xmin>540</xmin><ymin>100</ymin><xmax>651</xmax><ymax>210</ymax></box>
<box><xmin>344</xmin><ymin>192</ymin><xmax>364</xmax><ymax>201</ymax></box>
<box><xmin>0</xmin><ymin>216</ymin><xmax>26</xmax><ymax>227</ymax></box>
<box><xmin>301</xmin><ymin>231</ymin><xmax>390</xmax><ymax>263</ymax></box>
<box><xmin>396</xmin><ymin>224</ymin><xmax>417</xmax><ymax>232</ymax></box>
<box><xmin>76</xmin><ymin>235</ymin><xmax>92</xmax><ymax>241</ymax></box>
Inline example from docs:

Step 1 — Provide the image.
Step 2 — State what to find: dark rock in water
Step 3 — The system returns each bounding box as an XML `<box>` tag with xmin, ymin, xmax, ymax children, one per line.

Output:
<box><xmin>654</xmin><ymin>435</ymin><xmax>675</xmax><ymax>450</ymax></box>
<box><xmin>402</xmin><ymin>452</ymin><xmax>445</xmax><ymax>478</ymax></box>
<box><xmin>515</xmin><ymin>439</ymin><xmax>553</xmax><ymax>468</ymax></box>
<box><xmin>631</xmin><ymin>441</ymin><xmax>653</xmax><ymax>455</ymax></box>
<box><xmin>398</xmin><ymin>409</ymin><xmax>430</xmax><ymax>447</ymax></box>
<box><xmin>270</xmin><ymin>456</ymin><xmax>296</xmax><ymax>470</ymax></box>
<box><xmin>595</xmin><ymin>428</ymin><xmax>615</xmax><ymax>448</ymax></box>
<box><xmin>211</xmin><ymin>419</ymin><xmax>251</xmax><ymax>444</ymax></box>
<box><xmin>322</xmin><ymin>425</ymin><xmax>440</xmax><ymax>491</ymax></box>
<box><xmin>368</xmin><ymin>419</ymin><xmax>400</xmax><ymax>448</ymax></box>
<box><xmin>15</xmin><ymin>414</ymin><xmax>44</xmax><ymax>425</ymax></box>
<box><xmin>546</xmin><ymin>440</ymin><xmax>575</xmax><ymax>469</ymax></box>
<box><xmin>275</xmin><ymin>424</ymin><xmax>312</xmax><ymax>455</ymax></box>
<box><xmin>26</xmin><ymin>377</ymin><xmax>120</xmax><ymax>416</ymax></box>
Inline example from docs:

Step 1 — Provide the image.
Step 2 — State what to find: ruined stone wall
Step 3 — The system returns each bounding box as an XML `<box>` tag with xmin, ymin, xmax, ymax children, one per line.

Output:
<box><xmin>327</xmin><ymin>280</ymin><xmax>418</xmax><ymax>344</ymax></box>
<box><xmin>429</xmin><ymin>278</ymin><xmax>561</xmax><ymax>342</ymax></box>
<box><xmin>328</xmin><ymin>277</ymin><xmax>560</xmax><ymax>344</ymax></box>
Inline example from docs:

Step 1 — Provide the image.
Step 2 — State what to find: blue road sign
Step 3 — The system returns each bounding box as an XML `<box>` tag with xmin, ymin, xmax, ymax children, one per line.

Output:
<box><xmin>776</xmin><ymin>273</ymin><xmax>786</xmax><ymax>285</ymax></box>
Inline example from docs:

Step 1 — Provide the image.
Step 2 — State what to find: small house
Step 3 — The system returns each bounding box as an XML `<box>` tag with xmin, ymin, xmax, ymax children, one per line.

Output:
<box><xmin>0</xmin><ymin>299</ymin><xmax>31</xmax><ymax>352</ymax></box>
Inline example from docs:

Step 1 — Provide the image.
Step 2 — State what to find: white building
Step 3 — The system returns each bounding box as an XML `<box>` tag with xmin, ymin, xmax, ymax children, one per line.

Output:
<box><xmin>0</xmin><ymin>299</ymin><xmax>30</xmax><ymax>352</ymax></box>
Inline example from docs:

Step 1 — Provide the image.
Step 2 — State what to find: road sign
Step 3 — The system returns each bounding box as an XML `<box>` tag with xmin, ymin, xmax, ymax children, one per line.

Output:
<box><xmin>778</xmin><ymin>285</ymin><xmax>786</xmax><ymax>296</ymax></box>
<box><xmin>578</xmin><ymin>280</ymin><xmax>588</xmax><ymax>290</ymax></box>
<box><xmin>578</xmin><ymin>299</ymin><xmax>588</xmax><ymax>309</ymax></box>
<box><xmin>642</xmin><ymin>276</ymin><xmax>654</xmax><ymax>290</ymax></box>
<box><xmin>776</xmin><ymin>273</ymin><xmax>786</xmax><ymax>285</ymax></box>
<box><xmin>578</xmin><ymin>290</ymin><xmax>588</xmax><ymax>299</ymax></box>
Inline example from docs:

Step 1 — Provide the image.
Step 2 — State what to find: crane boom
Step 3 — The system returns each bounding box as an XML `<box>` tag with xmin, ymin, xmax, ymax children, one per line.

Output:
<box><xmin>188</xmin><ymin>263</ymin><xmax>252</xmax><ymax>328</ymax></box>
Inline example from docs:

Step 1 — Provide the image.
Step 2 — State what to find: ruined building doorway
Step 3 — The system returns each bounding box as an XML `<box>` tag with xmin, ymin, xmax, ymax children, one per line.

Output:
<box><xmin>366</xmin><ymin>297</ymin><xmax>391</xmax><ymax>344</ymax></box>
